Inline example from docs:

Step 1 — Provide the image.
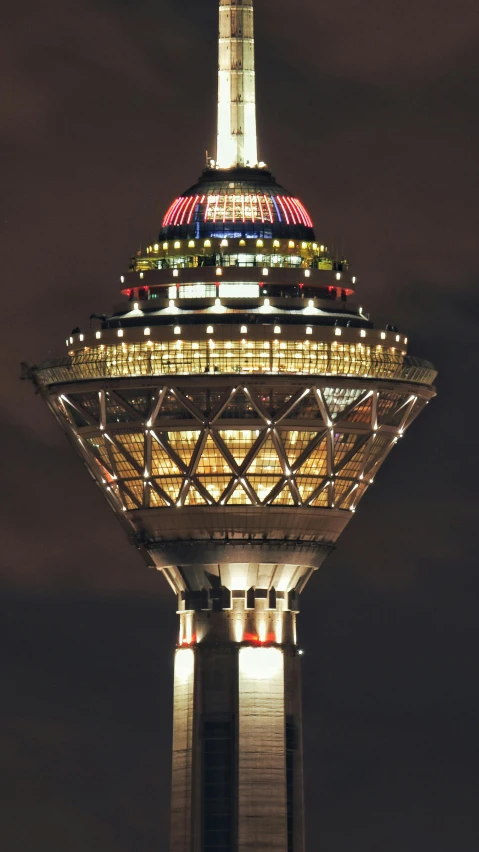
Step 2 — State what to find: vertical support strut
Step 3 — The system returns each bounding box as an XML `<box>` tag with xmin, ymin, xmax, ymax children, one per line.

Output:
<box><xmin>217</xmin><ymin>0</ymin><xmax>258</xmax><ymax>168</ymax></box>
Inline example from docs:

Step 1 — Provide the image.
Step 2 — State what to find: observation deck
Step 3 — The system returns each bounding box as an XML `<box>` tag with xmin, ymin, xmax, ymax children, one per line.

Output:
<box><xmin>27</xmin><ymin>167</ymin><xmax>437</xmax><ymax>593</ymax></box>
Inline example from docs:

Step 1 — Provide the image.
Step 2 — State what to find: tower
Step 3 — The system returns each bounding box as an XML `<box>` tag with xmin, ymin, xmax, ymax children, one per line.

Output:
<box><xmin>25</xmin><ymin>1</ymin><xmax>437</xmax><ymax>850</ymax></box>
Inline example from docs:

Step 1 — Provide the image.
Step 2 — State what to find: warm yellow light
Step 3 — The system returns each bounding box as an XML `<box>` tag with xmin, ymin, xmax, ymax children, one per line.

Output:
<box><xmin>360</xmin><ymin>330</ymin><xmax>366</xmax><ymax>338</ymax></box>
<box><xmin>163</xmin><ymin>242</ymin><xmax>168</xmax><ymax>250</ymax></box>
<box><xmin>381</xmin><ymin>332</ymin><xmax>386</xmax><ymax>340</ymax></box>
<box><xmin>188</xmin><ymin>240</ymin><xmax>195</xmax><ymax>248</ymax></box>
<box><xmin>204</xmin><ymin>239</ymin><xmax>212</xmax><ymax>247</ymax></box>
<box><xmin>144</xmin><ymin>327</ymin><xmax>150</xmax><ymax>336</ymax></box>
<box><xmin>221</xmin><ymin>239</ymin><xmax>228</xmax><ymax>247</ymax></box>
<box><xmin>240</xmin><ymin>325</ymin><xmax>247</xmax><ymax>333</ymax></box>
<box><xmin>174</xmin><ymin>326</ymin><xmax>181</xmax><ymax>335</ymax></box>
<box><xmin>306</xmin><ymin>327</ymin><xmax>312</xmax><ymax>335</ymax></box>
<box><xmin>274</xmin><ymin>326</ymin><xmax>281</xmax><ymax>334</ymax></box>
<box><xmin>288</xmin><ymin>241</ymin><xmax>295</xmax><ymax>248</ymax></box>
<box><xmin>256</xmin><ymin>239</ymin><xmax>264</xmax><ymax>247</ymax></box>
<box><xmin>216</xmin><ymin>268</ymin><xmax>223</xmax><ymax>276</ymax></box>
<box><xmin>207</xmin><ymin>326</ymin><xmax>214</xmax><ymax>334</ymax></box>
<box><xmin>335</xmin><ymin>328</ymin><xmax>341</xmax><ymax>336</ymax></box>
<box><xmin>273</xmin><ymin>240</ymin><xmax>280</xmax><ymax>248</ymax></box>
<box><xmin>154</xmin><ymin>243</ymin><xmax>159</xmax><ymax>251</ymax></box>
<box><xmin>174</xmin><ymin>241</ymin><xmax>181</xmax><ymax>249</ymax></box>
<box><xmin>117</xmin><ymin>329</ymin><xmax>124</xmax><ymax>338</ymax></box>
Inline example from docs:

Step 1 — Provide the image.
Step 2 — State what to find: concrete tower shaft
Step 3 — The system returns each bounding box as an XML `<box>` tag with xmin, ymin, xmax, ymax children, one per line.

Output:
<box><xmin>171</xmin><ymin>599</ymin><xmax>304</xmax><ymax>852</ymax></box>
<box><xmin>217</xmin><ymin>0</ymin><xmax>258</xmax><ymax>168</ymax></box>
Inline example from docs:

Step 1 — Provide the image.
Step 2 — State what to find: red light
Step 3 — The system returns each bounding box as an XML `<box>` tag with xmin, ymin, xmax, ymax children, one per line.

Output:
<box><xmin>242</xmin><ymin>631</ymin><xmax>277</xmax><ymax>646</ymax></box>
<box><xmin>164</xmin><ymin>197</ymin><xmax>183</xmax><ymax>227</ymax></box>
<box><xmin>282</xmin><ymin>196</ymin><xmax>298</xmax><ymax>224</ymax></box>
<box><xmin>293</xmin><ymin>197</ymin><xmax>313</xmax><ymax>228</ymax></box>
<box><xmin>162</xmin><ymin>197</ymin><xmax>180</xmax><ymax>226</ymax></box>
<box><xmin>179</xmin><ymin>196</ymin><xmax>195</xmax><ymax>225</ymax></box>
<box><xmin>243</xmin><ymin>631</ymin><xmax>260</xmax><ymax>643</ymax></box>
<box><xmin>175</xmin><ymin>196</ymin><xmax>190</xmax><ymax>225</ymax></box>
<box><xmin>277</xmin><ymin>196</ymin><xmax>290</xmax><ymax>224</ymax></box>
<box><xmin>187</xmin><ymin>195</ymin><xmax>200</xmax><ymax>224</ymax></box>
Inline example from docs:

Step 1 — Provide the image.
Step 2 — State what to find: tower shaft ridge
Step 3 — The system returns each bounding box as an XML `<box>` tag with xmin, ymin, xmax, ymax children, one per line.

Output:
<box><xmin>25</xmin><ymin>0</ymin><xmax>437</xmax><ymax>849</ymax></box>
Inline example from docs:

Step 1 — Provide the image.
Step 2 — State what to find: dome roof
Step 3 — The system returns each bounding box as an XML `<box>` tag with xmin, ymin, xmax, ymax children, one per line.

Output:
<box><xmin>159</xmin><ymin>167</ymin><xmax>315</xmax><ymax>242</ymax></box>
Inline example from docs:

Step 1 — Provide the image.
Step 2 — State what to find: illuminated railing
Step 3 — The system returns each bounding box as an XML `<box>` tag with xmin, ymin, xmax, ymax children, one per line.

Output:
<box><xmin>34</xmin><ymin>341</ymin><xmax>437</xmax><ymax>387</ymax></box>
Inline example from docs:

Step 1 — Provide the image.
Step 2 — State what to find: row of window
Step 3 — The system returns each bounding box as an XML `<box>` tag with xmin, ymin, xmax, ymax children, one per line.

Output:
<box><xmin>40</xmin><ymin>341</ymin><xmax>429</xmax><ymax>386</ymax></box>
<box><xmin>137</xmin><ymin>254</ymin><xmax>342</xmax><ymax>271</ymax></box>
<box><xmin>131</xmin><ymin>283</ymin><xmax>345</xmax><ymax>301</ymax></box>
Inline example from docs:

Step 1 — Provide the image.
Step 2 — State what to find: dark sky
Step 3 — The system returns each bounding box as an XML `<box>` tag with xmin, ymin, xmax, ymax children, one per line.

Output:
<box><xmin>2</xmin><ymin>0</ymin><xmax>479</xmax><ymax>848</ymax></box>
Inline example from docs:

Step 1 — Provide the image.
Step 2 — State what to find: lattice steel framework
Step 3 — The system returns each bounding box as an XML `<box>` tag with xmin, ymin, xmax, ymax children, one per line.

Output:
<box><xmin>44</xmin><ymin>376</ymin><xmax>430</xmax><ymax>525</ymax></box>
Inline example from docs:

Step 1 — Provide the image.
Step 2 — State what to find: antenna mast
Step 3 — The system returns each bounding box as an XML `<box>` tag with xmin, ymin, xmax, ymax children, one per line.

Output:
<box><xmin>216</xmin><ymin>0</ymin><xmax>258</xmax><ymax>169</ymax></box>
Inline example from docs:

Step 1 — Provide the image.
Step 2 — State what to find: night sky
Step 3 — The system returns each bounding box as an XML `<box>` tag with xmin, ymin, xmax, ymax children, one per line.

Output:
<box><xmin>3</xmin><ymin>0</ymin><xmax>479</xmax><ymax>848</ymax></box>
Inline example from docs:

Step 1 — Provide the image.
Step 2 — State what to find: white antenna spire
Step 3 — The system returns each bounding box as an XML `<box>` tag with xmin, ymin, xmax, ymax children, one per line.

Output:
<box><xmin>216</xmin><ymin>0</ymin><xmax>258</xmax><ymax>169</ymax></box>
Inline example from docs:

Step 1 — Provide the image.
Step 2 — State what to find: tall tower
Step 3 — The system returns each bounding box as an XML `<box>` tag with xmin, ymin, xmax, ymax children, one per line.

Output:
<box><xmin>25</xmin><ymin>1</ymin><xmax>436</xmax><ymax>850</ymax></box>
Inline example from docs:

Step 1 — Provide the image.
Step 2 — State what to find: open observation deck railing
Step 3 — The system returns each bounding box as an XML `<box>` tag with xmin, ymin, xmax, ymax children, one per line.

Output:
<box><xmin>33</xmin><ymin>342</ymin><xmax>437</xmax><ymax>388</ymax></box>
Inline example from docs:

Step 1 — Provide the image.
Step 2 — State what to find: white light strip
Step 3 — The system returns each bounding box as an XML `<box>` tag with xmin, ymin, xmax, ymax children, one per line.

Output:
<box><xmin>238</xmin><ymin>647</ymin><xmax>287</xmax><ymax>846</ymax></box>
